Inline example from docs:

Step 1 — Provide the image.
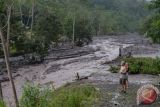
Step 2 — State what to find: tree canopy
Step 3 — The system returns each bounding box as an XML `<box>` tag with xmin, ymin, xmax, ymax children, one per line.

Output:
<box><xmin>0</xmin><ymin>0</ymin><xmax>150</xmax><ymax>58</ymax></box>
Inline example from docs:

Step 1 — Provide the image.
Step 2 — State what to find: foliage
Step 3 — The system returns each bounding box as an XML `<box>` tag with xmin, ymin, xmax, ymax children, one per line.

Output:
<box><xmin>109</xmin><ymin>57</ymin><xmax>160</xmax><ymax>75</ymax></box>
<box><xmin>109</xmin><ymin>65</ymin><xmax>119</xmax><ymax>73</ymax></box>
<box><xmin>90</xmin><ymin>0</ymin><xmax>149</xmax><ymax>34</ymax></box>
<box><xmin>125</xmin><ymin>57</ymin><xmax>160</xmax><ymax>74</ymax></box>
<box><xmin>64</xmin><ymin>17</ymin><xmax>92</xmax><ymax>46</ymax></box>
<box><xmin>0</xmin><ymin>0</ymin><xmax>150</xmax><ymax>58</ymax></box>
<box><xmin>49</xmin><ymin>85</ymin><xmax>98</xmax><ymax>107</ymax></box>
<box><xmin>0</xmin><ymin>100</ymin><xmax>6</xmax><ymax>107</ymax></box>
<box><xmin>143</xmin><ymin>14</ymin><xmax>160</xmax><ymax>43</ymax></box>
<box><xmin>20</xmin><ymin>84</ymin><xmax>53</xmax><ymax>107</ymax></box>
<box><xmin>148</xmin><ymin>0</ymin><xmax>160</xmax><ymax>12</ymax></box>
<box><xmin>34</xmin><ymin>13</ymin><xmax>62</xmax><ymax>53</ymax></box>
<box><xmin>20</xmin><ymin>84</ymin><xmax>99</xmax><ymax>107</ymax></box>
<box><xmin>143</xmin><ymin>0</ymin><xmax>160</xmax><ymax>43</ymax></box>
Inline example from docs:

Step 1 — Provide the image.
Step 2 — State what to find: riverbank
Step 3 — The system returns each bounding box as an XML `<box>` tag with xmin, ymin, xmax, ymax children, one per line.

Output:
<box><xmin>1</xmin><ymin>33</ymin><xmax>160</xmax><ymax>107</ymax></box>
<box><xmin>70</xmin><ymin>80</ymin><xmax>160</xmax><ymax>107</ymax></box>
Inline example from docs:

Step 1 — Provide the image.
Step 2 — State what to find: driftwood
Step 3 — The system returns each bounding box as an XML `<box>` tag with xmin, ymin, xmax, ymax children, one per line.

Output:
<box><xmin>76</xmin><ymin>72</ymin><xmax>89</xmax><ymax>81</ymax></box>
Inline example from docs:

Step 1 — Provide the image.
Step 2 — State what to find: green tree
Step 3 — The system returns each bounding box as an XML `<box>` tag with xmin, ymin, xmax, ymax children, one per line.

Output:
<box><xmin>143</xmin><ymin>0</ymin><xmax>160</xmax><ymax>43</ymax></box>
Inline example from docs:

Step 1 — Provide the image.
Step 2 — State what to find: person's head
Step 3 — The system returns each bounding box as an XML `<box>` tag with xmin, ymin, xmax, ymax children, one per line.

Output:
<box><xmin>121</xmin><ymin>61</ymin><xmax>125</xmax><ymax>66</ymax></box>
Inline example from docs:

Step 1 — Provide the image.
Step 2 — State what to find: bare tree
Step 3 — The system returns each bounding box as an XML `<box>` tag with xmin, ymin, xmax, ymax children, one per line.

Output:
<box><xmin>0</xmin><ymin>28</ymin><xmax>19</xmax><ymax>107</ymax></box>
<box><xmin>0</xmin><ymin>1</ymin><xmax>19</xmax><ymax>106</ymax></box>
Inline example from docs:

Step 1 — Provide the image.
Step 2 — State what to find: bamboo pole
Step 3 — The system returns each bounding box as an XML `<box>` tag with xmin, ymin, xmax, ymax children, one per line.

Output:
<box><xmin>0</xmin><ymin>28</ymin><xmax>19</xmax><ymax>107</ymax></box>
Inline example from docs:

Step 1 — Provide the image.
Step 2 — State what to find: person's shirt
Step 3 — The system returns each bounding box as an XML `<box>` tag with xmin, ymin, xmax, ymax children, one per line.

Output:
<box><xmin>119</xmin><ymin>66</ymin><xmax>127</xmax><ymax>78</ymax></box>
<box><xmin>119</xmin><ymin>66</ymin><xmax>126</xmax><ymax>74</ymax></box>
<box><xmin>125</xmin><ymin>63</ymin><xmax>129</xmax><ymax>72</ymax></box>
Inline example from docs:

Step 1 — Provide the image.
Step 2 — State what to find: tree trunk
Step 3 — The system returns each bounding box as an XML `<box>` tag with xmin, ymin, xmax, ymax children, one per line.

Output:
<box><xmin>27</xmin><ymin>9</ymin><xmax>31</xmax><ymax>27</ymax></box>
<box><xmin>72</xmin><ymin>13</ymin><xmax>75</xmax><ymax>47</ymax></box>
<box><xmin>31</xmin><ymin>0</ymin><xmax>35</xmax><ymax>32</ymax></box>
<box><xmin>0</xmin><ymin>28</ymin><xmax>19</xmax><ymax>107</ymax></box>
<box><xmin>98</xmin><ymin>23</ymin><xmax>100</xmax><ymax>36</ymax></box>
<box><xmin>19</xmin><ymin>0</ymin><xmax>23</xmax><ymax>25</ymax></box>
<box><xmin>6</xmin><ymin>6</ymin><xmax>11</xmax><ymax>54</ymax></box>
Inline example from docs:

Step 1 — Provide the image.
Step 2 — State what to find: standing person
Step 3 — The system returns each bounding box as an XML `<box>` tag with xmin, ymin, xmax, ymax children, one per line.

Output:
<box><xmin>119</xmin><ymin>61</ymin><xmax>127</xmax><ymax>93</ymax></box>
<box><xmin>125</xmin><ymin>62</ymin><xmax>129</xmax><ymax>89</ymax></box>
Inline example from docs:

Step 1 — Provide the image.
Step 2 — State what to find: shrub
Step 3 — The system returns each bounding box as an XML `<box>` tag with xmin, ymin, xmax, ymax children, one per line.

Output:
<box><xmin>20</xmin><ymin>84</ymin><xmax>99</xmax><ymax>107</ymax></box>
<box><xmin>125</xmin><ymin>57</ymin><xmax>160</xmax><ymax>75</ymax></box>
<box><xmin>20</xmin><ymin>84</ymin><xmax>53</xmax><ymax>107</ymax></box>
<box><xmin>109</xmin><ymin>57</ymin><xmax>160</xmax><ymax>75</ymax></box>
<box><xmin>109</xmin><ymin>65</ymin><xmax>119</xmax><ymax>73</ymax></box>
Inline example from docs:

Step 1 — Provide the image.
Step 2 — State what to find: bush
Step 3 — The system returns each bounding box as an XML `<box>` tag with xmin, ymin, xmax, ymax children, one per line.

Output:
<box><xmin>20</xmin><ymin>84</ymin><xmax>99</xmax><ymax>107</ymax></box>
<box><xmin>125</xmin><ymin>57</ymin><xmax>160</xmax><ymax>75</ymax></box>
<box><xmin>20</xmin><ymin>84</ymin><xmax>53</xmax><ymax>107</ymax></box>
<box><xmin>109</xmin><ymin>57</ymin><xmax>160</xmax><ymax>75</ymax></box>
<box><xmin>109</xmin><ymin>65</ymin><xmax>119</xmax><ymax>73</ymax></box>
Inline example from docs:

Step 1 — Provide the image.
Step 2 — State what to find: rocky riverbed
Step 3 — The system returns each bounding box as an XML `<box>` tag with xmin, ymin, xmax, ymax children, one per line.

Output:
<box><xmin>1</xmin><ymin>33</ymin><xmax>160</xmax><ymax>107</ymax></box>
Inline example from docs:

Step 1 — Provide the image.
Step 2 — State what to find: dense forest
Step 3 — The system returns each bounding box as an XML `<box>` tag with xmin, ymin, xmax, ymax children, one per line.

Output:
<box><xmin>1</xmin><ymin>0</ymin><xmax>160</xmax><ymax>107</ymax></box>
<box><xmin>0</xmin><ymin>0</ymin><xmax>152</xmax><ymax>58</ymax></box>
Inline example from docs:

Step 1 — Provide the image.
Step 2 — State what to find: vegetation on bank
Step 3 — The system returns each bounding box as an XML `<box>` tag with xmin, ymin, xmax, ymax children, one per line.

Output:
<box><xmin>0</xmin><ymin>0</ymin><xmax>149</xmax><ymax>58</ymax></box>
<box><xmin>110</xmin><ymin>57</ymin><xmax>160</xmax><ymax>75</ymax></box>
<box><xmin>20</xmin><ymin>84</ymin><xmax>99</xmax><ymax>107</ymax></box>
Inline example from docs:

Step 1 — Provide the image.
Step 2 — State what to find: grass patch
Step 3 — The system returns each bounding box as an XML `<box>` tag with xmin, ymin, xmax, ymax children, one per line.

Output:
<box><xmin>50</xmin><ymin>85</ymin><xmax>99</xmax><ymax>107</ymax></box>
<box><xmin>109</xmin><ymin>57</ymin><xmax>160</xmax><ymax>75</ymax></box>
<box><xmin>20</xmin><ymin>84</ymin><xmax>99</xmax><ymax>107</ymax></box>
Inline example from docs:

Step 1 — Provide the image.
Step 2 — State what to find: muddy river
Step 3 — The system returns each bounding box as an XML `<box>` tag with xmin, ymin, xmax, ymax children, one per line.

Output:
<box><xmin>2</xmin><ymin>33</ymin><xmax>160</xmax><ymax>107</ymax></box>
